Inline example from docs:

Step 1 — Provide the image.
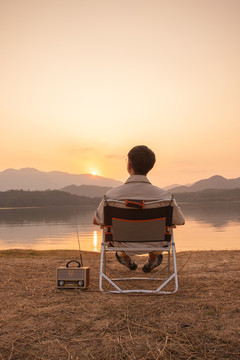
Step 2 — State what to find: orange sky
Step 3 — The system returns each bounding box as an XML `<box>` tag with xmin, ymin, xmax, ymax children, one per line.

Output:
<box><xmin>0</xmin><ymin>0</ymin><xmax>239</xmax><ymax>187</ymax></box>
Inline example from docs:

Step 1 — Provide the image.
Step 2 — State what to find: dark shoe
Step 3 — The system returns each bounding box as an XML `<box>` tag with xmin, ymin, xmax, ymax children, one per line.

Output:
<box><xmin>142</xmin><ymin>254</ymin><xmax>163</xmax><ymax>273</ymax></box>
<box><xmin>115</xmin><ymin>252</ymin><xmax>138</xmax><ymax>270</ymax></box>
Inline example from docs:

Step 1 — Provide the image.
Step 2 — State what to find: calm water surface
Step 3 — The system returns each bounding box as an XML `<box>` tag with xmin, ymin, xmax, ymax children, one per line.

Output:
<box><xmin>0</xmin><ymin>203</ymin><xmax>239</xmax><ymax>252</ymax></box>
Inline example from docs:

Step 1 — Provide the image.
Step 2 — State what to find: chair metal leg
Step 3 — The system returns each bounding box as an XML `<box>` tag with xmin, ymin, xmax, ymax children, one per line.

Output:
<box><xmin>168</xmin><ymin>250</ymin><xmax>170</xmax><ymax>277</ymax></box>
<box><xmin>171</xmin><ymin>234</ymin><xmax>178</xmax><ymax>293</ymax></box>
<box><xmin>99</xmin><ymin>231</ymin><xmax>106</xmax><ymax>292</ymax></box>
<box><xmin>99</xmin><ymin>229</ymin><xmax>178</xmax><ymax>294</ymax></box>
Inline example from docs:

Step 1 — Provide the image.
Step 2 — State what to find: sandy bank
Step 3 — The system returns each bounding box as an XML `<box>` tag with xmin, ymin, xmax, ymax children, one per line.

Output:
<box><xmin>0</xmin><ymin>250</ymin><xmax>239</xmax><ymax>359</ymax></box>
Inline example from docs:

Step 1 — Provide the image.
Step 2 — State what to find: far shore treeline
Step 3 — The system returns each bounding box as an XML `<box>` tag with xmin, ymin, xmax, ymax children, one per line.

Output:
<box><xmin>174</xmin><ymin>188</ymin><xmax>240</xmax><ymax>202</ymax></box>
<box><xmin>0</xmin><ymin>190</ymin><xmax>101</xmax><ymax>207</ymax></box>
<box><xmin>0</xmin><ymin>188</ymin><xmax>240</xmax><ymax>207</ymax></box>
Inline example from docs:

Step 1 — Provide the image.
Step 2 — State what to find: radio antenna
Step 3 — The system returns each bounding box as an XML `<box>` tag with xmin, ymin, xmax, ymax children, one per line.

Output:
<box><xmin>76</xmin><ymin>224</ymin><xmax>83</xmax><ymax>267</ymax></box>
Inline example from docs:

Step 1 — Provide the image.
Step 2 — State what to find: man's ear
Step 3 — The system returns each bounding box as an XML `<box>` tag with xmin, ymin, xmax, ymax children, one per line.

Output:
<box><xmin>127</xmin><ymin>160</ymin><xmax>134</xmax><ymax>175</ymax></box>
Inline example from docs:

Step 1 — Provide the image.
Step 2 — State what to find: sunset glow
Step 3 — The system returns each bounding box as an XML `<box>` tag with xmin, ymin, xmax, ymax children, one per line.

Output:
<box><xmin>1</xmin><ymin>0</ymin><xmax>239</xmax><ymax>187</ymax></box>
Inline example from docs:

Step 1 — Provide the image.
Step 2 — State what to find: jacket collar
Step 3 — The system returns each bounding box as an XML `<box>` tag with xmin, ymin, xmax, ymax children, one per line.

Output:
<box><xmin>125</xmin><ymin>175</ymin><xmax>151</xmax><ymax>184</ymax></box>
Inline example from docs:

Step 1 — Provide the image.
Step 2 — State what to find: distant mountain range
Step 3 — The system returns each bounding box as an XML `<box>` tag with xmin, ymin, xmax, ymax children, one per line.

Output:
<box><xmin>0</xmin><ymin>168</ymin><xmax>240</xmax><ymax>197</ymax></box>
<box><xmin>170</xmin><ymin>175</ymin><xmax>240</xmax><ymax>193</ymax></box>
<box><xmin>61</xmin><ymin>184</ymin><xmax>112</xmax><ymax>198</ymax></box>
<box><xmin>0</xmin><ymin>168</ymin><xmax>122</xmax><ymax>191</ymax></box>
<box><xmin>61</xmin><ymin>175</ymin><xmax>240</xmax><ymax>198</ymax></box>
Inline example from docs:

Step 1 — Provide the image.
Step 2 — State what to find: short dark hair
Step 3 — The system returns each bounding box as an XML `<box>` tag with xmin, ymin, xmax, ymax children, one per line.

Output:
<box><xmin>128</xmin><ymin>145</ymin><xmax>156</xmax><ymax>175</ymax></box>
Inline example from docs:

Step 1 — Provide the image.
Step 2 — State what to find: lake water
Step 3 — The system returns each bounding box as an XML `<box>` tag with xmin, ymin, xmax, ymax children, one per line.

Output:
<box><xmin>0</xmin><ymin>203</ymin><xmax>239</xmax><ymax>252</ymax></box>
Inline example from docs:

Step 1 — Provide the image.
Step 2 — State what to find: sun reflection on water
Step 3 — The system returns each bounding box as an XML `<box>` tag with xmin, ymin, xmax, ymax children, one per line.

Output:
<box><xmin>93</xmin><ymin>230</ymin><xmax>98</xmax><ymax>252</ymax></box>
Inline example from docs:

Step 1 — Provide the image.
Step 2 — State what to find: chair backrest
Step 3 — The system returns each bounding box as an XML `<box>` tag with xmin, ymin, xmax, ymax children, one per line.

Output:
<box><xmin>103</xmin><ymin>199</ymin><xmax>173</xmax><ymax>243</ymax></box>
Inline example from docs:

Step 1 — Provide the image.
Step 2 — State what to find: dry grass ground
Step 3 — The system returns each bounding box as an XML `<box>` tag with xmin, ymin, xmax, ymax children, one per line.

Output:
<box><xmin>0</xmin><ymin>250</ymin><xmax>239</xmax><ymax>360</ymax></box>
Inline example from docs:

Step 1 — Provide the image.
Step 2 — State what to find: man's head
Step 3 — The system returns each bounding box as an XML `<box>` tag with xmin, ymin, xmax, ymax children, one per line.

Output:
<box><xmin>127</xmin><ymin>145</ymin><xmax>156</xmax><ymax>175</ymax></box>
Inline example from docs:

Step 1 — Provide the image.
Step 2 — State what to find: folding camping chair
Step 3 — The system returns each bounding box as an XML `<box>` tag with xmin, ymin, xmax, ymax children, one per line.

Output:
<box><xmin>99</xmin><ymin>198</ymin><xmax>178</xmax><ymax>294</ymax></box>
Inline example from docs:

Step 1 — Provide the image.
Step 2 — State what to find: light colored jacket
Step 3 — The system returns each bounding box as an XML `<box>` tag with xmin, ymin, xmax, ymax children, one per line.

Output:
<box><xmin>94</xmin><ymin>175</ymin><xmax>185</xmax><ymax>226</ymax></box>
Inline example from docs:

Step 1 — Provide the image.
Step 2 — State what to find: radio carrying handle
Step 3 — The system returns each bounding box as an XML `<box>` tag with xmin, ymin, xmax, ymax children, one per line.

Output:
<box><xmin>66</xmin><ymin>260</ymin><xmax>81</xmax><ymax>268</ymax></box>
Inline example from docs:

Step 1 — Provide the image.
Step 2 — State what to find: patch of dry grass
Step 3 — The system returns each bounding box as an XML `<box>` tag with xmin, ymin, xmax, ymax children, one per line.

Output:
<box><xmin>0</xmin><ymin>250</ymin><xmax>239</xmax><ymax>359</ymax></box>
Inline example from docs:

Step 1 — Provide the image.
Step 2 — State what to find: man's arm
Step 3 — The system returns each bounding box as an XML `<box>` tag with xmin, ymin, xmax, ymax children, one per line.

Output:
<box><xmin>93</xmin><ymin>217</ymin><xmax>98</xmax><ymax>225</ymax></box>
<box><xmin>172</xmin><ymin>198</ymin><xmax>185</xmax><ymax>225</ymax></box>
<box><xmin>93</xmin><ymin>199</ymin><xmax>104</xmax><ymax>226</ymax></box>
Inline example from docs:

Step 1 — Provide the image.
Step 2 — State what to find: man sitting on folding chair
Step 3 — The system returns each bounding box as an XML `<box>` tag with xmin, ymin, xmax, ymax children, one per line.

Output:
<box><xmin>93</xmin><ymin>145</ymin><xmax>185</xmax><ymax>272</ymax></box>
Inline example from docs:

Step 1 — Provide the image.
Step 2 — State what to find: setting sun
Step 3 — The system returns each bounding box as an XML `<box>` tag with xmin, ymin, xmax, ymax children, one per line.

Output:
<box><xmin>91</xmin><ymin>172</ymin><xmax>97</xmax><ymax>176</ymax></box>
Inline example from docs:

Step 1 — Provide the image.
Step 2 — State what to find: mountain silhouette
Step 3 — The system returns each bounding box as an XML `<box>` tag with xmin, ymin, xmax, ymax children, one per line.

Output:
<box><xmin>1</xmin><ymin>169</ymin><xmax>240</xmax><ymax>194</ymax></box>
<box><xmin>61</xmin><ymin>184</ymin><xmax>112</xmax><ymax>198</ymax></box>
<box><xmin>0</xmin><ymin>168</ymin><xmax>122</xmax><ymax>191</ymax></box>
<box><xmin>170</xmin><ymin>175</ymin><xmax>240</xmax><ymax>193</ymax></box>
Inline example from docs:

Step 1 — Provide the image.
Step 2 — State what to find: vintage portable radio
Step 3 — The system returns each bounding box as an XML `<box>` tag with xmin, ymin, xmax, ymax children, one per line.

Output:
<box><xmin>57</xmin><ymin>260</ymin><xmax>90</xmax><ymax>289</ymax></box>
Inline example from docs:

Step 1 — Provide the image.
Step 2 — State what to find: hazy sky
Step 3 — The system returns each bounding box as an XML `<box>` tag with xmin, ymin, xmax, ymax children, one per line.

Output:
<box><xmin>1</xmin><ymin>0</ymin><xmax>239</xmax><ymax>187</ymax></box>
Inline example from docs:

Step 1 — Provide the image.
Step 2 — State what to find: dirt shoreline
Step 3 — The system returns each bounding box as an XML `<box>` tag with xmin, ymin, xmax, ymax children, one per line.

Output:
<box><xmin>0</xmin><ymin>249</ymin><xmax>239</xmax><ymax>359</ymax></box>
